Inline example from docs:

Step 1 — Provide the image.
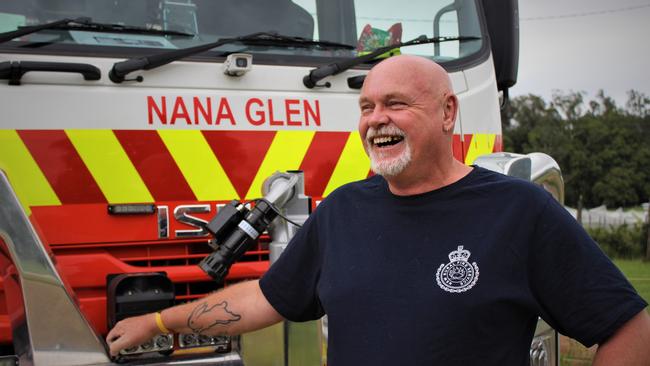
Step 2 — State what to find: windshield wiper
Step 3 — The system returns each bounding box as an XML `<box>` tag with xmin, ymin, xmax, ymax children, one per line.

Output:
<box><xmin>233</xmin><ymin>32</ymin><xmax>354</xmax><ymax>50</ymax></box>
<box><xmin>109</xmin><ymin>31</ymin><xmax>354</xmax><ymax>83</ymax></box>
<box><xmin>0</xmin><ymin>17</ymin><xmax>193</xmax><ymax>44</ymax></box>
<box><xmin>302</xmin><ymin>35</ymin><xmax>482</xmax><ymax>88</ymax></box>
<box><xmin>0</xmin><ymin>18</ymin><xmax>80</xmax><ymax>44</ymax></box>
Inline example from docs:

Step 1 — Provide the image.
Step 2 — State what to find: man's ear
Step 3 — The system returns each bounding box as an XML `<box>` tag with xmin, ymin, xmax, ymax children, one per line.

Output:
<box><xmin>442</xmin><ymin>93</ymin><xmax>459</xmax><ymax>133</ymax></box>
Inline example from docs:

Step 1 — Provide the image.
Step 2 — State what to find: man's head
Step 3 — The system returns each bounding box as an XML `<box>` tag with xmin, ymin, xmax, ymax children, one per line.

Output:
<box><xmin>358</xmin><ymin>55</ymin><xmax>458</xmax><ymax>180</ymax></box>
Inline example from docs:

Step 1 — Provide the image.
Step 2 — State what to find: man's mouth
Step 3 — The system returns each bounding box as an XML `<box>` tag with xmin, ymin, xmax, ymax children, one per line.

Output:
<box><xmin>372</xmin><ymin>135</ymin><xmax>404</xmax><ymax>148</ymax></box>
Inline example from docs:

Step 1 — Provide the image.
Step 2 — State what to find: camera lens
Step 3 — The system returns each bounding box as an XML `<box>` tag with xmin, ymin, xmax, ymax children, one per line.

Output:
<box><xmin>236</xmin><ymin>58</ymin><xmax>248</xmax><ymax>67</ymax></box>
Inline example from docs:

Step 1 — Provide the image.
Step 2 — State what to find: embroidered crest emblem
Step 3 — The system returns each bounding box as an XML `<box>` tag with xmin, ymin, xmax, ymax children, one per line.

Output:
<box><xmin>436</xmin><ymin>245</ymin><xmax>479</xmax><ymax>293</ymax></box>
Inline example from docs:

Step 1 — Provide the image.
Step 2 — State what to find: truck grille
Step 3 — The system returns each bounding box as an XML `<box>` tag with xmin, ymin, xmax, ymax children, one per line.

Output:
<box><xmin>49</xmin><ymin>237</ymin><xmax>270</xmax><ymax>301</ymax></box>
<box><xmin>51</xmin><ymin>237</ymin><xmax>270</xmax><ymax>267</ymax></box>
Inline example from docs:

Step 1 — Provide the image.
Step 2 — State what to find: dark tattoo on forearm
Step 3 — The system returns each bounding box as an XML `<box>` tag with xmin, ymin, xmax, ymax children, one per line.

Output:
<box><xmin>187</xmin><ymin>301</ymin><xmax>242</xmax><ymax>334</ymax></box>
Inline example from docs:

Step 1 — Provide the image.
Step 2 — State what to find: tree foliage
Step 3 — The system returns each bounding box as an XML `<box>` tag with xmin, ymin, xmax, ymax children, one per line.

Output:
<box><xmin>504</xmin><ymin>90</ymin><xmax>650</xmax><ymax>208</ymax></box>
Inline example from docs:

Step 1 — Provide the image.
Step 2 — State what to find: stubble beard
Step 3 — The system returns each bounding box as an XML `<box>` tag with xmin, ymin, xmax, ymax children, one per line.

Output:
<box><xmin>366</xmin><ymin>125</ymin><xmax>412</xmax><ymax>177</ymax></box>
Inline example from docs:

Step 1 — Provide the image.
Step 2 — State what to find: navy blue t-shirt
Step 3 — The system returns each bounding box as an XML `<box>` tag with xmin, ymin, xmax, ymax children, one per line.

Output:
<box><xmin>259</xmin><ymin>167</ymin><xmax>647</xmax><ymax>365</ymax></box>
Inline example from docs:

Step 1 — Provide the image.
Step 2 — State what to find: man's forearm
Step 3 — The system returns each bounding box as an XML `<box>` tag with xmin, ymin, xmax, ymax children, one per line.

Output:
<box><xmin>161</xmin><ymin>279</ymin><xmax>283</xmax><ymax>336</ymax></box>
<box><xmin>106</xmin><ymin>279</ymin><xmax>283</xmax><ymax>356</ymax></box>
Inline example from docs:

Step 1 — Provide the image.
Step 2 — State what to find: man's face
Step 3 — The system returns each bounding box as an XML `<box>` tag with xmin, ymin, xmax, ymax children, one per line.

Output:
<box><xmin>358</xmin><ymin>65</ymin><xmax>445</xmax><ymax>178</ymax></box>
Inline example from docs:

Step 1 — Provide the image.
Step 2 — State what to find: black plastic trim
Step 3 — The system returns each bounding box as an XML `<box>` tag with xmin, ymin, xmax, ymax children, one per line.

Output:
<box><xmin>0</xmin><ymin>60</ymin><xmax>100</xmax><ymax>85</ymax></box>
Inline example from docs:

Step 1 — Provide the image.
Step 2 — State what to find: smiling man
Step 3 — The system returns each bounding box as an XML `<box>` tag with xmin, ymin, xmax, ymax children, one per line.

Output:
<box><xmin>357</xmin><ymin>55</ymin><xmax>470</xmax><ymax>195</ymax></box>
<box><xmin>107</xmin><ymin>55</ymin><xmax>650</xmax><ymax>365</ymax></box>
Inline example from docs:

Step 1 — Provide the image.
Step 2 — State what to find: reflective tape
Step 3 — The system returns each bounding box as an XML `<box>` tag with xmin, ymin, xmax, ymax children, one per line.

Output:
<box><xmin>202</xmin><ymin>131</ymin><xmax>276</xmax><ymax>200</ymax></box>
<box><xmin>464</xmin><ymin>133</ymin><xmax>496</xmax><ymax>165</ymax></box>
<box><xmin>245</xmin><ymin>130</ymin><xmax>315</xmax><ymax>200</ymax></box>
<box><xmin>19</xmin><ymin>130</ymin><xmax>106</xmax><ymax>204</ymax></box>
<box><xmin>1</xmin><ymin>130</ymin><xmax>500</xmax><ymax>211</ymax></box>
<box><xmin>0</xmin><ymin>130</ymin><xmax>60</xmax><ymax>213</ymax></box>
<box><xmin>115</xmin><ymin>130</ymin><xmax>196</xmax><ymax>201</ymax></box>
<box><xmin>158</xmin><ymin>130</ymin><xmax>238</xmax><ymax>201</ymax></box>
<box><xmin>299</xmin><ymin>131</ymin><xmax>350</xmax><ymax>198</ymax></box>
<box><xmin>66</xmin><ymin>130</ymin><xmax>153</xmax><ymax>203</ymax></box>
<box><xmin>323</xmin><ymin>131</ymin><xmax>370</xmax><ymax>196</ymax></box>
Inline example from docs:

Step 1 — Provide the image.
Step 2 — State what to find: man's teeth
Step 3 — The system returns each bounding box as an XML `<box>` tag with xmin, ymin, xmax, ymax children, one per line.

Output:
<box><xmin>373</xmin><ymin>136</ymin><xmax>403</xmax><ymax>145</ymax></box>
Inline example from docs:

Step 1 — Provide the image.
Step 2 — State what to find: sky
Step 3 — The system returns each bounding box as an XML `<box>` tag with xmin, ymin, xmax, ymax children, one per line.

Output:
<box><xmin>512</xmin><ymin>0</ymin><xmax>650</xmax><ymax>107</ymax></box>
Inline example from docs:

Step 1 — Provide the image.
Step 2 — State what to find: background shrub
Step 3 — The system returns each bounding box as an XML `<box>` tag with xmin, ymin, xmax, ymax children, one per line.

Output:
<box><xmin>587</xmin><ymin>223</ymin><xmax>647</xmax><ymax>258</ymax></box>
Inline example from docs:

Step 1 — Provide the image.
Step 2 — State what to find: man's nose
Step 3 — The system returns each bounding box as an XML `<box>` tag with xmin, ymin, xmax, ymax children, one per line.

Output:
<box><xmin>366</xmin><ymin>105</ymin><xmax>390</xmax><ymax>128</ymax></box>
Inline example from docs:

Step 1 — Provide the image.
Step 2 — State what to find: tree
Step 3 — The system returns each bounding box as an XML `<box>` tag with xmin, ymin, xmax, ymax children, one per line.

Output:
<box><xmin>551</xmin><ymin>90</ymin><xmax>585</xmax><ymax>121</ymax></box>
<box><xmin>504</xmin><ymin>90</ymin><xmax>650</xmax><ymax>209</ymax></box>
<box><xmin>505</xmin><ymin>94</ymin><xmax>560</xmax><ymax>154</ymax></box>
<box><xmin>626</xmin><ymin>90</ymin><xmax>650</xmax><ymax>118</ymax></box>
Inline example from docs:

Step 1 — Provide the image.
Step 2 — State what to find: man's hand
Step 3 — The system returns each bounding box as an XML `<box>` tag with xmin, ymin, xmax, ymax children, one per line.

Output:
<box><xmin>106</xmin><ymin>313</ymin><xmax>159</xmax><ymax>357</ymax></box>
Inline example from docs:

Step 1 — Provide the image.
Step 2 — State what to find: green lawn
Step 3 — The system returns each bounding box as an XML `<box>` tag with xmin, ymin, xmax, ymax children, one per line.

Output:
<box><xmin>613</xmin><ymin>258</ymin><xmax>650</xmax><ymax>313</ymax></box>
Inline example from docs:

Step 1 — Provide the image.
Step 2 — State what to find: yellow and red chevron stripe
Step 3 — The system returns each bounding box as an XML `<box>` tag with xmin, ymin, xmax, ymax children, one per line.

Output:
<box><xmin>1</xmin><ymin>130</ymin><xmax>370</xmax><ymax>211</ymax></box>
<box><xmin>461</xmin><ymin>133</ymin><xmax>503</xmax><ymax>165</ymax></box>
<box><xmin>0</xmin><ymin>130</ymin><xmax>502</xmax><ymax>212</ymax></box>
<box><xmin>0</xmin><ymin>130</ymin><xmax>62</xmax><ymax>213</ymax></box>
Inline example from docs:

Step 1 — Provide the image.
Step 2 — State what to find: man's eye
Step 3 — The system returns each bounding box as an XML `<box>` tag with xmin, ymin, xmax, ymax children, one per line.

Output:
<box><xmin>387</xmin><ymin>101</ymin><xmax>407</xmax><ymax>108</ymax></box>
<box><xmin>360</xmin><ymin>105</ymin><xmax>374</xmax><ymax>113</ymax></box>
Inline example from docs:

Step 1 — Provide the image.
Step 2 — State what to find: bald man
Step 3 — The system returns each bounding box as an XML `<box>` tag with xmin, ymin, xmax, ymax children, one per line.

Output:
<box><xmin>107</xmin><ymin>55</ymin><xmax>650</xmax><ymax>365</ymax></box>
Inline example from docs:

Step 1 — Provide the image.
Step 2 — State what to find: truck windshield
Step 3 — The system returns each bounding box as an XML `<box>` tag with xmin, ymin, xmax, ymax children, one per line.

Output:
<box><xmin>0</xmin><ymin>0</ymin><xmax>484</xmax><ymax>64</ymax></box>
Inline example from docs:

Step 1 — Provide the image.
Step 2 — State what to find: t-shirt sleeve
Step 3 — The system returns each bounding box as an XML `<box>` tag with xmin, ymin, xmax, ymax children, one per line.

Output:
<box><xmin>259</xmin><ymin>211</ymin><xmax>325</xmax><ymax>322</ymax></box>
<box><xmin>528</xmin><ymin>195</ymin><xmax>648</xmax><ymax>347</ymax></box>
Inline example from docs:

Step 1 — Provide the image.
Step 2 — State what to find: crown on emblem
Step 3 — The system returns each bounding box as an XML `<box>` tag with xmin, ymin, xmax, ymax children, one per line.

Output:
<box><xmin>448</xmin><ymin>245</ymin><xmax>471</xmax><ymax>262</ymax></box>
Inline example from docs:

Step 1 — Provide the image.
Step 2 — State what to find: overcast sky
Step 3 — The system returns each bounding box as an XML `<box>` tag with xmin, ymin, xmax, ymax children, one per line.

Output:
<box><xmin>512</xmin><ymin>0</ymin><xmax>650</xmax><ymax>107</ymax></box>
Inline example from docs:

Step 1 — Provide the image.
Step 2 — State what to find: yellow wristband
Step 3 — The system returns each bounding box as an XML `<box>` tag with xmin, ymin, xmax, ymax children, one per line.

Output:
<box><xmin>155</xmin><ymin>312</ymin><xmax>171</xmax><ymax>334</ymax></box>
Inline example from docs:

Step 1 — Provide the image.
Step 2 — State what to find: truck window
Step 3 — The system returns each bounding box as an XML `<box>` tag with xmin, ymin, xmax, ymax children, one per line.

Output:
<box><xmin>0</xmin><ymin>0</ymin><xmax>484</xmax><ymax>67</ymax></box>
<box><xmin>353</xmin><ymin>0</ymin><xmax>475</xmax><ymax>60</ymax></box>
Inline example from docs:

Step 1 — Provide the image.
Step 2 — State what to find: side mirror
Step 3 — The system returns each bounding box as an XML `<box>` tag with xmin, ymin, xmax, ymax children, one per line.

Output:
<box><xmin>473</xmin><ymin>152</ymin><xmax>531</xmax><ymax>180</ymax></box>
<box><xmin>480</xmin><ymin>0</ymin><xmax>519</xmax><ymax>92</ymax></box>
<box><xmin>474</xmin><ymin>152</ymin><xmax>565</xmax><ymax>204</ymax></box>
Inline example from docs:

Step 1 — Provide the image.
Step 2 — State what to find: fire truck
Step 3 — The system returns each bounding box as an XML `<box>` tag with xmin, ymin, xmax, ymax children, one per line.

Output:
<box><xmin>0</xmin><ymin>0</ymin><xmax>563</xmax><ymax>365</ymax></box>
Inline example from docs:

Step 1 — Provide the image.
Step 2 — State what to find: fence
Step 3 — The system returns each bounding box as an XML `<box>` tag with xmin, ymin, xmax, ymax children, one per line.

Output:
<box><xmin>565</xmin><ymin>203</ymin><xmax>649</xmax><ymax>228</ymax></box>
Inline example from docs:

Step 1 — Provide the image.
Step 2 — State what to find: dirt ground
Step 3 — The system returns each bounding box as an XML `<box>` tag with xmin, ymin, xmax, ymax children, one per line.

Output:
<box><xmin>560</xmin><ymin>335</ymin><xmax>596</xmax><ymax>365</ymax></box>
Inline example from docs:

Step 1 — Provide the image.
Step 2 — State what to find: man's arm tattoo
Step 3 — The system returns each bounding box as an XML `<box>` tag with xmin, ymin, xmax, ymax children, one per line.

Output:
<box><xmin>187</xmin><ymin>301</ymin><xmax>242</xmax><ymax>334</ymax></box>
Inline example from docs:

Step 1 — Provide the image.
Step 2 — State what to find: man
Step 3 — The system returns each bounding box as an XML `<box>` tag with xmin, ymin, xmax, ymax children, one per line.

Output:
<box><xmin>107</xmin><ymin>55</ymin><xmax>650</xmax><ymax>365</ymax></box>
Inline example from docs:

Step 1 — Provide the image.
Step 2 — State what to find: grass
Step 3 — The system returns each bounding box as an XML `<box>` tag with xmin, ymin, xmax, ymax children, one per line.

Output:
<box><xmin>561</xmin><ymin>258</ymin><xmax>650</xmax><ymax>365</ymax></box>
<box><xmin>241</xmin><ymin>320</ymin><xmax>323</xmax><ymax>366</ymax></box>
<box><xmin>613</xmin><ymin>258</ymin><xmax>650</xmax><ymax>312</ymax></box>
